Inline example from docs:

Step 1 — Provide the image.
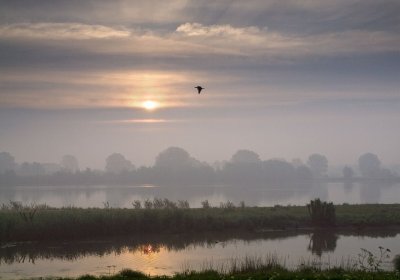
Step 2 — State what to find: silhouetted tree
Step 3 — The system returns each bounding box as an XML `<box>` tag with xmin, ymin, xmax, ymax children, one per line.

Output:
<box><xmin>41</xmin><ymin>163</ymin><xmax>61</xmax><ymax>174</ymax></box>
<box><xmin>358</xmin><ymin>153</ymin><xmax>381</xmax><ymax>178</ymax></box>
<box><xmin>61</xmin><ymin>155</ymin><xmax>79</xmax><ymax>172</ymax></box>
<box><xmin>342</xmin><ymin>166</ymin><xmax>354</xmax><ymax>180</ymax></box>
<box><xmin>155</xmin><ymin>147</ymin><xmax>193</xmax><ymax>170</ymax></box>
<box><xmin>291</xmin><ymin>158</ymin><xmax>304</xmax><ymax>168</ymax></box>
<box><xmin>262</xmin><ymin>159</ymin><xmax>296</xmax><ymax>184</ymax></box>
<box><xmin>222</xmin><ymin>149</ymin><xmax>262</xmax><ymax>184</ymax></box>
<box><xmin>153</xmin><ymin>147</ymin><xmax>214</xmax><ymax>184</ymax></box>
<box><xmin>307</xmin><ymin>154</ymin><xmax>328</xmax><ymax>178</ymax></box>
<box><xmin>231</xmin><ymin>149</ymin><xmax>261</xmax><ymax>164</ymax></box>
<box><xmin>0</xmin><ymin>152</ymin><xmax>16</xmax><ymax>174</ymax></box>
<box><xmin>105</xmin><ymin>153</ymin><xmax>134</xmax><ymax>174</ymax></box>
<box><xmin>18</xmin><ymin>162</ymin><xmax>46</xmax><ymax>176</ymax></box>
<box><xmin>295</xmin><ymin>165</ymin><xmax>313</xmax><ymax>182</ymax></box>
<box><xmin>307</xmin><ymin>199</ymin><xmax>336</xmax><ymax>226</ymax></box>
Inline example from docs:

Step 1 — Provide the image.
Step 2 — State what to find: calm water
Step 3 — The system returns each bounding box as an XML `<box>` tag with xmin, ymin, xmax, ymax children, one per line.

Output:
<box><xmin>1</xmin><ymin>183</ymin><xmax>399</xmax><ymax>278</ymax></box>
<box><xmin>0</xmin><ymin>182</ymin><xmax>399</xmax><ymax>208</ymax></box>
<box><xmin>0</xmin><ymin>230</ymin><xmax>399</xmax><ymax>279</ymax></box>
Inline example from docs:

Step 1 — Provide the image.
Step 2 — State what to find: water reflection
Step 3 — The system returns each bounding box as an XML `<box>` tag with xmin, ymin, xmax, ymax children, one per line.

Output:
<box><xmin>139</xmin><ymin>244</ymin><xmax>161</xmax><ymax>255</ymax></box>
<box><xmin>308</xmin><ymin>230</ymin><xmax>339</xmax><ymax>257</ymax></box>
<box><xmin>1</xmin><ymin>230</ymin><xmax>399</xmax><ymax>279</ymax></box>
<box><xmin>360</xmin><ymin>182</ymin><xmax>382</xmax><ymax>203</ymax></box>
<box><xmin>0</xmin><ymin>182</ymin><xmax>399</xmax><ymax>208</ymax></box>
<box><xmin>1</xmin><ymin>229</ymin><xmax>398</xmax><ymax>265</ymax></box>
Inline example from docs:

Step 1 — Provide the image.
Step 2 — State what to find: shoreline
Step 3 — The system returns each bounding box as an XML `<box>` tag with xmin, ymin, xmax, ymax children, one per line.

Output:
<box><xmin>1</xmin><ymin>203</ymin><xmax>400</xmax><ymax>243</ymax></box>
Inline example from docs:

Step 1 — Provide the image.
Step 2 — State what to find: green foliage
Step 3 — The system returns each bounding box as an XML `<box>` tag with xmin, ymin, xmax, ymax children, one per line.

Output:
<box><xmin>307</xmin><ymin>199</ymin><xmax>336</xmax><ymax>226</ymax></box>
<box><xmin>392</xmin><ymin>254</ymin><xmax>400</xmax><ymax>271</ymax></box>
<box><xmin>356</xmin><ymin>247</ymin><xmax>391</xmax><ymax>272</ymax></box>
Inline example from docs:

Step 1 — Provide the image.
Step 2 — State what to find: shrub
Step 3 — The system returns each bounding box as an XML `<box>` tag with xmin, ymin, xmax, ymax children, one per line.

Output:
<box><xmin>307</xmin><ymin>199</ymin><xmax>336</xmax><ymax>226</ymax></box>
<box><xmin>201</xmin><ymin>200</ymin><xmax>210</xmax><ymax>209</ymax></box>
<box><xmin>393</xmin><ymin>254</ymin><xmax>400</xmax><ymax>271</ymax></box>
<box><xmin>119</xmin><ymin>269</ymin><xmax>147</xmax><ymax>278</ymax></box>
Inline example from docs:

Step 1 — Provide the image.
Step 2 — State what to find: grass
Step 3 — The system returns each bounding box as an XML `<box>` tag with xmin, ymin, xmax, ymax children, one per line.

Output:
<box><xmin>7</xmin><ymin>252</ymin><xmax>398</xmax><ymax>279</ymax></box>
<box><xmin>30</xmin><ymin>265</ymin><xmax>400</xmax><ymax>280</ymax></box>
<box><xmin>1</xmin><ymin>201</ymin><xmax>400</xmax><ymax>242</ymax></box>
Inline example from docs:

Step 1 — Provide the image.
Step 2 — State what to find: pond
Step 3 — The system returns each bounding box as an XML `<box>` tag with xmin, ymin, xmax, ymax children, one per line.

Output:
<box><xmin>1</xmin><ymin>182</ymin><xmax>400</xmax><ymax>208</ymax></box>
<box><xmin>0</xmin><ymin>230</ymin><xmax>399</xmax><ymax>279</ymax></box>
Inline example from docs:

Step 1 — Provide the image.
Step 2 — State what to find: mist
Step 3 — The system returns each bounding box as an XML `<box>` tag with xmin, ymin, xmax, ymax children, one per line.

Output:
<box><xmin>1</xmin><ymin>104</ymin><xmax>400</xmax><ymax>170</ymax></box>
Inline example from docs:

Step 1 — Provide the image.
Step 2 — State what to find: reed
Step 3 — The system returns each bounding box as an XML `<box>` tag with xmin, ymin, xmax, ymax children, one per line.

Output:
<box><xmin>1</xmin><ymin>200</ymin><xmax>399</xmax><ymax>242</ymax></box>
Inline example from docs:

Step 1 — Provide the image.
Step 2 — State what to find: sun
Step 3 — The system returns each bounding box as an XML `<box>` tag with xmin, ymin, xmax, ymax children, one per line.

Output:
<box><xmin>142</xmin><ymin>100</ymin><xmax>158</xmax><ymax>111</ymax></box>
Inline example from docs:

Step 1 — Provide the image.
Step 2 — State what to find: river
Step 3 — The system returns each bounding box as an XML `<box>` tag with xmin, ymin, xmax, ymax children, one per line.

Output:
<box><xmin>0</xmin><ymin>230</ymin><xmax>399</xmax><ymax>279</ymax></box>
<box><xmin>1</xmin><ymin>182</ymin><xmax>399</xmax><ymax>278</ymax></box>
<box><xmin>0</xmin><ymin>182</ymin><xmax>400</xmax><ymax>208</ymax></box>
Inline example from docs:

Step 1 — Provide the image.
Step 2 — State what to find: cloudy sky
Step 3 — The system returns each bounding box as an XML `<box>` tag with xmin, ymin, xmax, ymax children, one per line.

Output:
<box><xmin>1</xmin><ymin>0</ymin><xmax>399</xmax><ymax>168</ymax></box>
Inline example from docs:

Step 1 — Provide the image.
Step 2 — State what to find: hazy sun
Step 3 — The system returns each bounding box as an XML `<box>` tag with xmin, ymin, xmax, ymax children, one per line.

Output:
<box><xmin>142</xmin><ymin>100</ymin><xmax>158</xmax><ymax>111</ymax></box>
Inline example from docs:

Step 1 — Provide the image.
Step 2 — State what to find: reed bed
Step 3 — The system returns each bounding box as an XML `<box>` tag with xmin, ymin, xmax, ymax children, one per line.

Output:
<box><xmin>1</xmin><ymin>200</ymin><xmax>399</xmax><ymax>242</ymax></box>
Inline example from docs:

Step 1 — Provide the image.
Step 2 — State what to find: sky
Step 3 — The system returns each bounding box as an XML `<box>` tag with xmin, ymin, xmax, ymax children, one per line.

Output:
<box><xmin>0</xmin><ymin>0</ymin><xmax>399</xmax><ymax>169</ymax></box>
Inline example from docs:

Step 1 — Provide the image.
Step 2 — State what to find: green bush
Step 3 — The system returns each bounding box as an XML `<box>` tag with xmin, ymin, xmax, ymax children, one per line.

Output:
<box><xmin>307</xmin><ymin>199</ymin><xmax>336</xmax><ymax>226</ymax></box>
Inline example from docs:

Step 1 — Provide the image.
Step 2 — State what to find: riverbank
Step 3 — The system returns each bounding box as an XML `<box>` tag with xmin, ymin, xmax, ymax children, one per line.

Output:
<box><xmin>1</xmin><ymin>203</ymin><xmax>400</xmax><ymax>242</ymax></box>
<box><xmin>39</xmin><ymin>268</ymin><xmax>400</xmax><ymax>280</ymax></box>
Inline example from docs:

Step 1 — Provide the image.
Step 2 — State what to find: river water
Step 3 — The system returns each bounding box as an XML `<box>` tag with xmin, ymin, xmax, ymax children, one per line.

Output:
<box><xmin>0</xmin><ymin>182</ymin><xmax>399</xmax><ymax>208</ymax></box>
<box><xmin>0</xmin><ymin>230</ymin><xmax>399</xmax><ymax>279</ymax></box>
<box><xmin>0</xmin><ymin>182</ymin><xmax>399</xmax><ymax>278</ymax></box>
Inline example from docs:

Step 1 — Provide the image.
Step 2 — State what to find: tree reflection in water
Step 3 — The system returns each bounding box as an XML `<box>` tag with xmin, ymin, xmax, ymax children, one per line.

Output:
<box><xmin>308</xmin><ymin>230</ymin><xmax>339</xmax><ymax>257</ymax></box>
<box><xmin>0</xmin><ymin>229</ymin><xmax>398</xmax><ymax>265</ymax></box>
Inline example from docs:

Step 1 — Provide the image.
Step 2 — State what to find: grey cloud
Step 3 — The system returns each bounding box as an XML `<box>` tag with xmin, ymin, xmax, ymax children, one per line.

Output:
<box><xmin>0</xmin><ymin>22</ymin><xmax>131</xmax><ymax>39</ymax></box>
<box><xmin>1</xmin><ymin>0</ymin><xmax>399</xmax><ymax>34</ymax></box>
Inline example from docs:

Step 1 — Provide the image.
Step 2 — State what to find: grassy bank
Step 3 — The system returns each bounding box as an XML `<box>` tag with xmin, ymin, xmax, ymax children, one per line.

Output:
<box><xmin>19</xmin><ymin>250</ymin><xmax>400</xmax><ymax>279</ymax></box>
<box><xmin>36</xmin><ymin>268</ymin><xmax>400</xmax><ymax>280</ymax></box>
<box><xmin>1</xmin><ymin>202</ymin><xmax>400</xmax><ymax>242</ymax></box>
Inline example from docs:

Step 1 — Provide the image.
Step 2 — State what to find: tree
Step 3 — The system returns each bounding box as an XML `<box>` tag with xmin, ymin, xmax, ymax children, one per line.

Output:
<box><xmin>61</xmin><ymin>155</ymin><xmax>79</xmax><ymax>172</ymax></box>
<box><xmin>153</xmin><ymin>147</ymin><xmax>214</xmax><ymax>184</ymax></box>
<box><xmin>307</xmin><ymin>154</ymin><xmax>328</xmax><ymax>178</ymax></box>
<box><xmin>358</xmin><ymin>153</ymin><xmax>381</xmax><ymax>178</ymax></box>
<box><xmin>295</xmin><ymin>165</ymin><xmax>313</xmax><ymax>181</ymax></box>
<box><xmin>0</xmin><ymin>152</ymin><xmax>16</xmax><ymax>174</ymax></box>
<box><xmin>263</xmin><ymin>159</ymin><xmax>296</xmax><ymax>183</ymax></box>
<box><xmin>105</xmin><ymin>153</ymin><xmax>134</xmax><ymax>174</ymax></box>
<box><xmin>155</xmin><ymin>147</ymin><xmax>194</xmax><ymax>169</ymax></box>
<box><xmin>342</xmin><ymin>166</ymin><xmax>354</xmax><ymax>180</ymax></box>
<box><xmin>18</xmin><ymin>162</ymin><xmax>46</xmax><ymax>176</ymax></box>
<box><xmin>307</xmin><ymin>198</ymin><xmax>336</xmax><ymax>226</ymax></box>
<box><xmin>221</xmin><ymin>149</ymin><xmax>262</xmax><ymax>184</ymax></box>
<box><xmin>231</xmin><ymin>149</ymin><xmax>261</xmax><ymax>164</ymax></box>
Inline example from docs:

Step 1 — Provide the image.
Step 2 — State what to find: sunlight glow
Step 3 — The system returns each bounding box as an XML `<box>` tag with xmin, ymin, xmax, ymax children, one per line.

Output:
<box><xmin>142</xmin><ymin>100</ymin><xmax>158</xmax><ymax>111</ymax></box>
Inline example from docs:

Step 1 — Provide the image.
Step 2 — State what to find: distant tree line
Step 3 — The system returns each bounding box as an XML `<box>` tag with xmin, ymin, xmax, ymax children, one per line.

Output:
<box><xmin>0</xmin><ymin>148</ymin><xmax>398</xmax><ymax>187</ymax></box>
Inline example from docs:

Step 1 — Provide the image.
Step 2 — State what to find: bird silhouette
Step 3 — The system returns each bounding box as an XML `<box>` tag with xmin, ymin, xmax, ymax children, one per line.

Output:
<box><xmin>195</xmin><ymin>86</ymin><xmax>204</xmax><ymax>94</ymax></box>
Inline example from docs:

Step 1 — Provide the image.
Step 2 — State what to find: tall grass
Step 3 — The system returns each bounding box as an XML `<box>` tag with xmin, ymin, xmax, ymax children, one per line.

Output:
<box><xmin>393</xmin><ymin>254</ymin><xmax>400</xmax><ymax>271</ymax></box>
<box><xmin>53</xmin><ymin>257</ymin><xmax>400</xmax><ymax>280</ymax></box>
<box><xmin>192</xmin><ymin>255</ymin><xmax>286</xmax><ymax>275</ymax></box>
<box><xmin>1</xmin><ymin>200</ymin><xmax>400</xmax><ymax>242</ymax></box>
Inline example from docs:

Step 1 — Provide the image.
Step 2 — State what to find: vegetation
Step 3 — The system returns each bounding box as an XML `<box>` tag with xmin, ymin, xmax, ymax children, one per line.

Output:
<box><xmin>307</xmin><ymin>198</ymin><xmax>336</xmax><ymax>226</ymax></box>
<box><xmin>1</xmin><ymin>200</ymin><xmax>400</xmax><ymax>242</ymax></box>
<box><xmin>56</xmin><ymin>269</ymin><xmax>400</xmax><ymax>280</ymax></box>
<box><xmin>2</xmin><ymin>148</ymin><xmax>399</xmax><ymax>188</ymax></box>
<box><xmin>29</xmin><ymin>258</ymin><xmax>400</xmax><ymax>280</ymax></box>
<box><xmin>394</xmin><ymin>254</ymin><xmax>400</xmax><ymax>272</ymax></box>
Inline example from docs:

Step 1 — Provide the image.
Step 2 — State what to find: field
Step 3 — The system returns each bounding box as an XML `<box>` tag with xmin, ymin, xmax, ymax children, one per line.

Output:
<box><xmin>1</xmin><ymin>201</ymin><xmax>400</xmax><ymax>242</ymax></box>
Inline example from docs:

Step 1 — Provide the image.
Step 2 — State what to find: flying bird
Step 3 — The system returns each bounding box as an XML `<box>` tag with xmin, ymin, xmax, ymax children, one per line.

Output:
<box><xmin>195</xmin><ymin>86</ymin><xmax>204</xmax><ymax>94</ymax></box>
